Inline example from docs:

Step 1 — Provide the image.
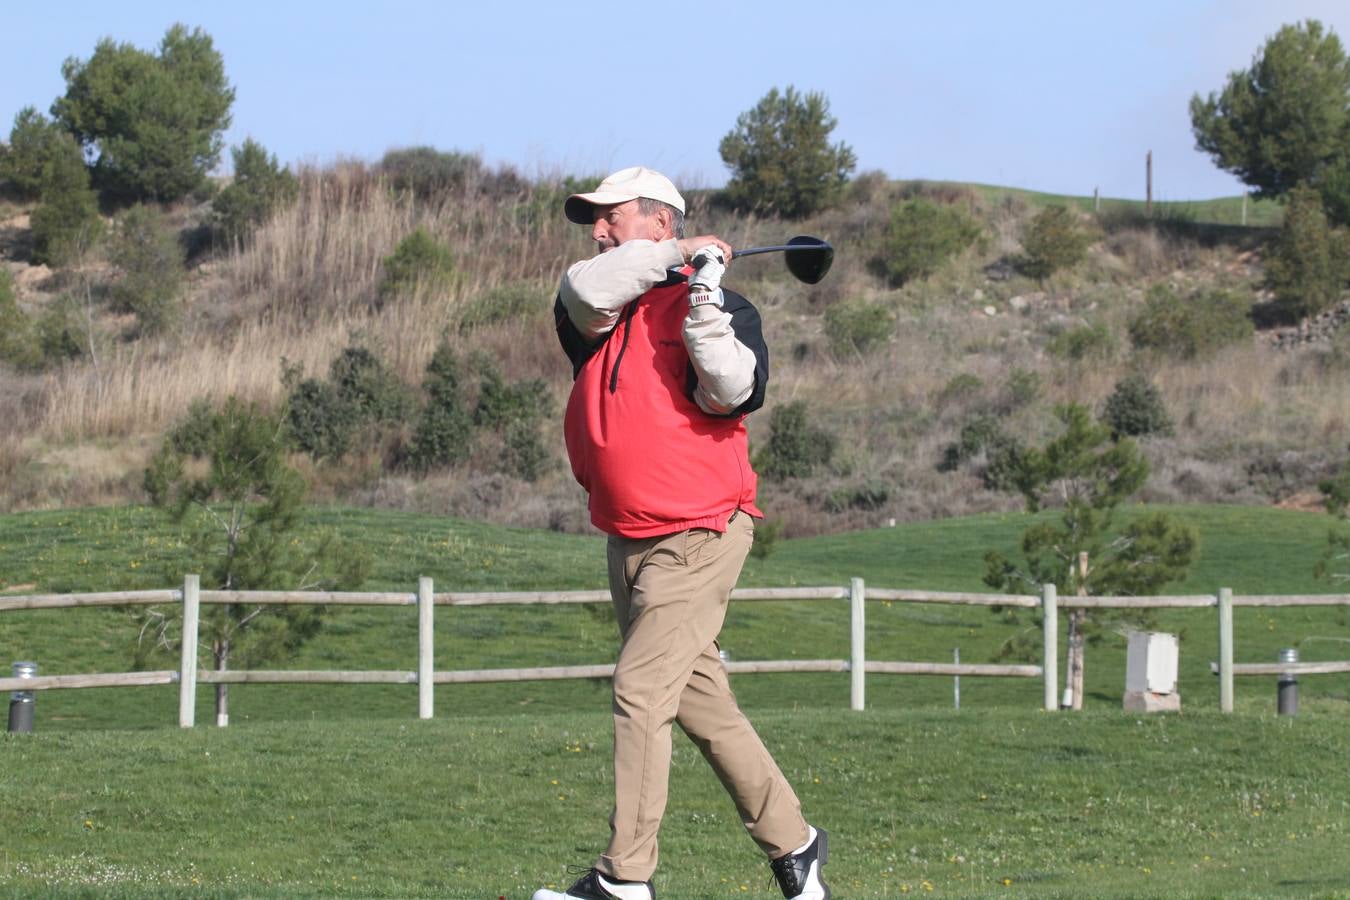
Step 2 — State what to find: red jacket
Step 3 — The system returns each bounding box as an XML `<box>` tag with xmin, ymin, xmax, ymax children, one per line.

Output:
<box><xmin>556</xmin><ymin>272</ymin><xmax>768</xmax><ymax>538</ymax></box>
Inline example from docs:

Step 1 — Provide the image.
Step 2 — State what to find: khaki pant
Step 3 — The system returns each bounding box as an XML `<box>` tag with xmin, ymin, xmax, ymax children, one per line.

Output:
<box><xmin>597</xmin><ymin>513</ymin><xmax>808</xmax><ymax>882</ymax></box>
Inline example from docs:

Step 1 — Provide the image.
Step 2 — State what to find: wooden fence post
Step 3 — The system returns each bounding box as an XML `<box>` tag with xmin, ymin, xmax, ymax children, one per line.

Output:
<box><xmin>418</xmin><ymin>576</ymin><xmax>434</xmax><ymax>720</ymax></box>
<box><xmin>1218</xmin><ymin>587</ymin><xmax>1233</xmax><ymax>713</ymax></box>
<box><xmin>179</xmin><ymin>574</ymin><xmax>199</xmax><ymax>728</ymax></box>
<box><xmin>1042</xmin><ymin>583</ymin><xmax>1058</xmax><ymax>712</ymax></box>
<box><xmin>850</xmin><ymin>577</ymin><xmax>865</xmax><ymax>711</ymax></box>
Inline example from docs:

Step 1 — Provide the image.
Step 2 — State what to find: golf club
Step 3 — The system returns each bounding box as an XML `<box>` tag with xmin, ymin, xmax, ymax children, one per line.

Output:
<box><xmin>732</xmin><ymin>235</ymin><xmax>834</xmax><ymax>284</ymax></box>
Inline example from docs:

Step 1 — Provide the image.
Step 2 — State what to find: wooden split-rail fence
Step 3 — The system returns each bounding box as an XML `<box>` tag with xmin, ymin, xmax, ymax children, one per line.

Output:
<box><xmin>2</xmin><ymin>577</ymin><xmax>1348</xmax><ymax>727</ymax></box>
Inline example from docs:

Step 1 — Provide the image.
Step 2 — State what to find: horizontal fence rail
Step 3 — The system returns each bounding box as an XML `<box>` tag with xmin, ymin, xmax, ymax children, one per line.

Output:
<box><xmin>1209</xmin><ymin>661</ymin><xmax>1350</xmax><ymax>677</ymax></box>
<box><xmin>3</xmin><ymin>576</ymin><xmax>1347</xmax><ymax>726</ymax></box>
<box><xmin>0</xmin><ymin>590</ymin><xmax>180</xmax><ymax>611</ymax></box>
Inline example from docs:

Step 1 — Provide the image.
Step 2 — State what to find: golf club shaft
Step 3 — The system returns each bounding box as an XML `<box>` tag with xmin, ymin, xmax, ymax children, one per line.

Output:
<box><xmin>730</xmin><ymin>245</ymin><xmax>804</xmax><ymax>259</ymax></box>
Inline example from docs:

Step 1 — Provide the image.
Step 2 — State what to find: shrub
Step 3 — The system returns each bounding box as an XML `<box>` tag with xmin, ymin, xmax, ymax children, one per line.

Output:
<box><xmin>1003</xmin><ymin>368</ymin><xmax>1041</xmax><ymax>410</ymax></box>
<box><xmin>379</xmin><ymin>147</ymin><xmax>526</xmax><ymax>201</ymax></box>
<box><xmin>286</xmin><ymin>379</ymin><xmax>355</xmax><ymax>461</ymax></box>
<box><xmin>749</xmin><ymin>517</ymin><xmax>785</xmax><ymax>559</ymax></box>
<box><xmin>1264</xmin><ymin>184</ymin><xmax>1345</xmax><ymax>321</ymax></box>
<box><xmin>284</xmin><ymin>346</ymin><xmax>411</xmax><ymax>461</ymax></box>
<box><xmin>502</xmin><ymin>419</ymin><xmax>550</xmax><ymax>482</ymax></box>
<box><xmin>939</xmin><ymin>373</ymin><xmax>983</xmax><ymax>405</ymax></box>
<box><xmin>473</xmin><ymin>367</ymin><xmax>551</xmax><ymax>431</ymax></box>
<box><xmin>719</xmin><ymin>86</ymin><xmax>856</xmax><ymax>218</ymax></box>
<box><xmin>166</xmin><ymin>398</ymin><xmax>217</xmax><ymax>457</ymax></box>
<box><xmin>755</xmin><ymin>400</ymin><xmax>836</xmax><ymax>481</ymax></box>
<box><xmin>938</xmin><ymin>414</ymin><xmax>1025</xmax><ymax>492</ymax></box>
<box><xmin>1018</xmin><ymin>206</ymin><xmax>1090</xmax><ymax>281</ymax></box>
<box><xmin>327</xmin><ymin>346</ymin><xmax>412</xmax><ymax>424</ymax></box>
<box><xmin>470</xmin><ymin>356</ymin><xmax>553</xmax><ymax>480</ymax></box>
<box><xmin>0</xmin><ymin>107</ymin><xmax>68</xmax><ymax>201</ymax></box>
<box><xmin>0</xmin><ymin>276</ymin><xmax>86</xmax><ymax>371</ymax></box>
<box><xmin>33</xmin><ymin>296</ymin><xmax>86</xmax><ymax>365</ymax></box>
<box><xmin>380</xmin><ymin>147</ymin><xmax>475</xmax><ymax>199</ymax></box>
<box><xmin>407</xmin><ymin>343</ymin><xmax>473</xmax><ymax>471</ymax></box>
<box><xmin>824</xmin><ymin>480</ymin><xmax>889</xmax><ymax>512</ymax></box>
<box><xmin>1103</xmin><ymin>375</ymin><xmax>1174</xmax><ymax>439</ymax></box>
<box><xmin>29</xmin><ymin>134</ymin><xmax>102</xmax><ymax>266</ymax></box>
<box><xmin>213</xmin><ymin>138</ymin><xmax>298</xmax><ymax>245</ymax></box>
<box><xmin>0</xmin><ymin>271</ymin><xmax>41</xmax><ymax>370</ymax></box>
<box><xmin>379</xmin><ymin>228</ymin><xmax>456</xmax><ymax>302</ymax></box>
<box><xmin>823</xmin><ymin>297</ymin><xmax>894</xmax><ymax>355</ymax></box>
<box><xmin>1046</xmin><ymin>322</ymin><xmax>1116</xmax><ymax>362</ymax></box>
<box><xmin>878</xmin><ymin>198</ymin><xmax>982</xmax><ymax>286</ymax></box>
<box><xmin>458</xmin><ymin>282</ymin><xmax>543</xmax><ymax>332</ymax></box>
<box><xmin>109</xmin><ymin>205</ymin><xmax>184</xmax><ymax>335</ymax></box>
<box><xmin>53</xmin><ymin>24</ymin><xmax>234</xmax><ymax>202</ymax></box>
<box><xmin>1128</xmin><ymin>285</ymin><xmax>1253</xmax><ymax>359</ymax></box>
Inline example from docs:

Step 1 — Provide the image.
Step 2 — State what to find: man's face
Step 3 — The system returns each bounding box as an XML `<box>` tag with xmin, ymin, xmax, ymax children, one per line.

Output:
<box><xmin>590</xmin><ymin>199</ymin><xmax>665</xmax><ymax>253</ymax></box>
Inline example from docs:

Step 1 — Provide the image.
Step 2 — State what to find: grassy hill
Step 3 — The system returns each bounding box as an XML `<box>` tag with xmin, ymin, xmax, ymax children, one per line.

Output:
<box><xmin>954</xmin><ymin>181</ymin><xmax>1283</xmax><ymax>227</ymax></box>
<box><xmin>2</xmin><ymin>165</ymin><xmax>1346</xmax><ymax>543</ymax></box>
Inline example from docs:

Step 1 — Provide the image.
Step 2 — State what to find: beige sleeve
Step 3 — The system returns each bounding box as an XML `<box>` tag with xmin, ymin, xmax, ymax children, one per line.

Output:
<box><xmin>682</xmin><ymin>304</ymin><xmax>757</xmax><ymax>415</ymax></box>
<box><xmin>558</xmin><ymin>239</ymin><xmax>685</xmax><ymax>342</ymax></box>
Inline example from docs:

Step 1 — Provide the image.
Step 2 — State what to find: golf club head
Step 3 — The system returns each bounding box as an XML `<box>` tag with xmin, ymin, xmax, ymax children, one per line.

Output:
<box><xmin>784</xmin><ymin>236</ymin><xmax>834</xmax><ymax>284</ymax></box>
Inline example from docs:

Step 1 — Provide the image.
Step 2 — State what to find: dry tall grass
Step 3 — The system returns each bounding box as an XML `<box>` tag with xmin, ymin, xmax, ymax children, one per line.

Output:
<box><xmin>2</xmin><ymin>164</ymin><xmax>1348</xmax><ymax>534</ymax></box>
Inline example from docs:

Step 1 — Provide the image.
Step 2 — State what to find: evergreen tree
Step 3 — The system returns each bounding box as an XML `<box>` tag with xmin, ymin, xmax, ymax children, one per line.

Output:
<box><xmin>719</xmin><ymin>86</ymin><xmax>856</xmax><ymax>218</ymax></box>
<box><xmin>29</xmin><ymin>133</ymin><xmax>102</xmax><ymax>267</ymax></box>
<box><xmin>1190</xmin><ymin>20</ymin><xmax>1350</xmax><ymax>200</ymax></box>
<box><xmin>141</xmin><ymin>396</ymin><xmax>368</xmax><ymax>725</ymax></box>
<box><xmin>53</xmin><ymin>24</ymin><xmax>234</xmax><ymax>201</ymax></box>
<box><xmin>213</xmin><ymin>138</ymin><xmax>298</xmax><ymax>245</ymax></box>
<box><xmin>984</xmin><ymin>405</ymin><xmax>1196</xmax><ymax>710</ymax></box>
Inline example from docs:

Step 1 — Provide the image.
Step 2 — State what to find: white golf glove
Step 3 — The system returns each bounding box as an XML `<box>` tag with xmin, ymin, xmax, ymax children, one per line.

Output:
<box><xmin>690</xmin><ymin>246</ymin><xmax>726</xmax><ymax>293</ymax></box>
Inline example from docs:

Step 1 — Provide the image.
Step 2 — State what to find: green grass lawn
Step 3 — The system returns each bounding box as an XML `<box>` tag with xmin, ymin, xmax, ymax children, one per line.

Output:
<box><xmin>1</xmin><ymin>504</ymin><xmax>1347</xmax><ymax>897</ymax></box>
<box><xmin>2</xmin><ymin>708</ymin><xmax>1347</xmax><ymax>898</ymax></box>
<box><xmin>1</xmin><ymin>504</ymin><xmax>1346</xmax><ymax>731</ymax></box>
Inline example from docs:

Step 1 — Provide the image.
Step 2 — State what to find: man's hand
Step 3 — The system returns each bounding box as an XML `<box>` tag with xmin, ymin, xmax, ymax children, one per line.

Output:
<box><xmin>690</xmin><ymin>246</ymin><xmax>727</xmax><ymax>293</ymax></box>
<box><xmin>677</xmin><ymin>235</ymin><xmax>734</xmax><ymax>267</ymax></box>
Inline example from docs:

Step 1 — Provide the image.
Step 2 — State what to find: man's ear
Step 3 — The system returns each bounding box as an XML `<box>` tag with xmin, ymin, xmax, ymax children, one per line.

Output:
<box><xmin>652</xmin><ymin>205</ymin><xmax>673</xmax><ymax>240</ymax></box>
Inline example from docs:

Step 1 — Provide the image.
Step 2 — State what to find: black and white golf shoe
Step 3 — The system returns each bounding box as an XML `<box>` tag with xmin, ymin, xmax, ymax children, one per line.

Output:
<box><xmin>769</xmin><ymin>826</ymin><xmax>830</xmax><ymax>900</ymax></box>
<box><xmin>531</xmin><ymin>868</ymin><xmax>654</xmax><ymax>900</ymax></box>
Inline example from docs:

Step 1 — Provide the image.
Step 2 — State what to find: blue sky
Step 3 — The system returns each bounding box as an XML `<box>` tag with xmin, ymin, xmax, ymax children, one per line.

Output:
<box><xmin>3</xmin><ymin>1</ymin><xmax>1348</xmax><ymax>200</ymax></box>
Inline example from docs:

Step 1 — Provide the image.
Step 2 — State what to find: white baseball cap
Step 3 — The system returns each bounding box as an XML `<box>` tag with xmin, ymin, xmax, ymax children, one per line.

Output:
<box><xmin>564</xmin><ymin>166</ymin><xmax>686</xmax><ymax>224</ymax></box>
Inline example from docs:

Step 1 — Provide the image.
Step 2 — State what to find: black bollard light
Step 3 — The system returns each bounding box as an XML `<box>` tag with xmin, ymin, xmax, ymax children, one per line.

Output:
<box><xmin>1276</xmin><ymin>648</ymin><xmax>1298</xmax><ymax>717</ymax></box>
<box><xmin>8</xmin><ymin>661</ymin><xmax>36</xmax><ymax>733</ymax></box>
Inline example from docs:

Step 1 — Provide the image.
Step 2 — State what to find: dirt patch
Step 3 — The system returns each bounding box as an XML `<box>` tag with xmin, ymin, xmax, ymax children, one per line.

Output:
<box><xmin>0</xmin><ymin>212</ymin><xmax>34</xmax><ymax>262</ymax></box>
<box><xmin>1275</xmin><ymin>490</ymin><xmax>1328</xmax><ymax>513</ymax></box>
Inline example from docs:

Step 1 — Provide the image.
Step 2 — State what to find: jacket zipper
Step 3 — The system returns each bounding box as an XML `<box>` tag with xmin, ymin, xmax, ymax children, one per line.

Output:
<box><xmin>608</xmin><ymin>301</ymin><xmax>639</xmax><ymax>394</ymax></box>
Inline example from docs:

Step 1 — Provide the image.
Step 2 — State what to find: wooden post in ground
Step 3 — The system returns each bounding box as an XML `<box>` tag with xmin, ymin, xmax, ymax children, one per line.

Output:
<box><xmin>1063</xmin><ymin>553</ymin><xmax>1089</xmax><ymax>710</ymax></box>
<box><xmin>1042</xmin><ymin>582</ymin><xmax>1058</xmax><ymax>711</ymax></box>
<box><xmin>849</xmin><ymin>578</ymin><xmax>865</xmax><ymax>711</ymax></box>
<box><xmin>418</xmin><ymin>577</ymin><xmax>434</xmax><ymax>719</ymax></box>
<box><xmin>1146</xmin><ymin>151</ymin><xmax>1153</xmax><ymax>217</ymax></box>
<box><xmin>1218</xmin><ymin>587</ymin><xmax>1234</xmax><ymax>713</ymax></box>
<box><xmin>178</xmin><ymin>574</ymin><xmax>199</xmax><ymax>728</ymax></box>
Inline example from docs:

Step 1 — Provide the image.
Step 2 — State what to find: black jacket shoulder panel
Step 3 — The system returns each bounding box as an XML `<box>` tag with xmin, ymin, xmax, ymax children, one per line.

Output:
<box><xmin>722</xmin><ymin>288</ymin><xmax>770</xmax><ymax>416</ymax></box>
<box><xmin>555</xmin><ymin>293</ymin><xmax>611</xmax><ymax>379</ymax></box>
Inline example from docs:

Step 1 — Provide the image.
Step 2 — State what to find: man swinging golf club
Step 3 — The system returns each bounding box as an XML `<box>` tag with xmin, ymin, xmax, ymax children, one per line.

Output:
<box><xmin>532</xmin><ymin>167</ymin><xmax>830</xmax><ymax>900</ymax></box>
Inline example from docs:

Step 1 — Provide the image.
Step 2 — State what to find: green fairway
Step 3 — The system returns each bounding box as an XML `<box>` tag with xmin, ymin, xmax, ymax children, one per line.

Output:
<box><xmin>1</xmin><ymin>709</ymin><xmax>1347</xmax><ymax>898</ymax></box>
<box><xmin>1</xmin><ymin>504</ymin><xmax>1346</xmax><ymax>731</ymax></box>
<box><xmin>1</xmin><ymin>504</ymin><xmax>1348</xmax><ymax>897</ymax></box>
